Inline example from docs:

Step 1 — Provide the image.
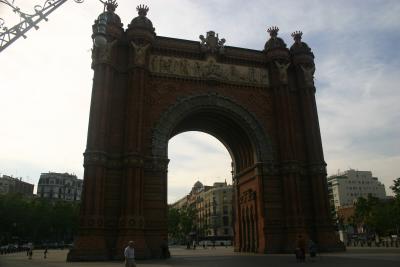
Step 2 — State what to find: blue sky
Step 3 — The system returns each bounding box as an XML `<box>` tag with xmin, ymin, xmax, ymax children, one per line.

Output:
<box><xmin>0</xmin><ymin>0</ymin><xmax>399</xmax><ymax>202</ymax></box>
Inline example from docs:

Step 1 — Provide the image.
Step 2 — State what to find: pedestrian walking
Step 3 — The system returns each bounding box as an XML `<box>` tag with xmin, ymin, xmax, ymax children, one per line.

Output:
<box><xmin>295</xmin><ymin>235</ymin><xmax>306</xmax><ymax>262</ymax></box>
<box><xmin>160</xmin><ymin>238</ymin><xmax>170</xmax><ymax>259</ymax></box>
<box><xmin>28</xmin><ymin>248</ymin><xmax>33</xmax><ymax>260</ymax></box>
<box><xmin>308</xmin><ymin>240</ymin><xmax>317</xmax><ymax>262</ymax></box>
<box><xmin>28</xmin><ymin>243</ymin><xmax>33</xmax><ymax>260</ymax></box>
<box><xmin>124</xmin><ymin>241</ymin><xmax>136</xmax><ymax>267</ymax></box>
<box><xmin>44</xmin><ymin>247</ymin><xmax>48</xmax><ymax>259</ymax></box>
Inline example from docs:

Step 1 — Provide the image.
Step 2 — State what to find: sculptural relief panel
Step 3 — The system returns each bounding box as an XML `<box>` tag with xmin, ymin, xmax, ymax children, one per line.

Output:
<box><xmin>149</xmin><ymin>55</ymin><xmax>269</xmax><ymax>87</ymax></box>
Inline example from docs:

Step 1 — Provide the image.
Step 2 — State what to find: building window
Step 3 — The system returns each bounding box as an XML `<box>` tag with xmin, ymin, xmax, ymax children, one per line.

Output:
<box><xmin>223</xmin><ymin>216</ymin><xmax>229</xmax><ymax>226</ymax></box>
<box><xmin>223</xmin><ymin>206</ymin><xmax>228</xmax><ymax>214</ymax></box>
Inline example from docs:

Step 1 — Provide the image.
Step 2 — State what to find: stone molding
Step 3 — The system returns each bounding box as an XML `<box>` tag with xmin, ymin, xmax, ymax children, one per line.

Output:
<box><xmin>279</xmin><ymin>160</ymin><xmax>302</xmax><ymax>175</ymax></box>
<box><xmin>122</xmin><ymin>153</ymin><xmax>144</xmax><ymax>168</ymax></box>
<box><xmin>307</xmin><ymin>162</ymin><xmax>327</xmax><ymax>175</ymax></box>
<box><xmin>80</xmin><ymin>215</ymin><xmax>105</xmax><ymax>228</ymax></box>
<box><xmin>83</xmin><ymin>151</ymin><xmax>108</xmax><ymax>166</ymax></box>
<box><xmin>143</xmin><ymin>157</ymin><xmax>170</xmax><ymax>172</ymax></box>
<box><xmin>118</xmin><ymin>215</ymin><xmax>145</xmax><ymax>229</ymax></box>
<box><xmin>258</xmin><ymin>161</ymin><xmax>279</xmax><ymax>176</ymax></box>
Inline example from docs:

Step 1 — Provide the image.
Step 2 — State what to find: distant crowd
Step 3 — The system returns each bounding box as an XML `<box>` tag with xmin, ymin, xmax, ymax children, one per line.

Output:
<box><xmin>346</xmin><ymin>238</ymin><xmax>399</xmax><ymax>248</ymax></box>
<box><xmin>0</xmin><ymin>244</ymin><xmax>30</xmax><ymax>255</ymax></box>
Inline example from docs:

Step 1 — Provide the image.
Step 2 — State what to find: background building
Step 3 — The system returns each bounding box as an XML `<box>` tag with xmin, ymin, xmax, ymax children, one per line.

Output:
<box><xmin>171</xmin><ymin>180</ymin><xmax>233</xmax><ymax>241</ymax></box>
<box><xmin>37</xmin><ymin>172</ymin><xmax>83</xmax><ymax>201</ymax></box>
<box><xmin>327</xmin><ymin>169</ymin><xmax>387</xmax><ymax>210</ymax></box>
<box><xmin>0</xmin><ymin>175</ymin><xmax>34</xmax><ymax>196</ymax></box>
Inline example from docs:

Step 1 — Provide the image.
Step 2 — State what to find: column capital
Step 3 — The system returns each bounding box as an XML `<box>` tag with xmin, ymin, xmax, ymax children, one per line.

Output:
<box><xmin>143</xmin><ymin>157</ymin><xmax>170</xmax><ymax>172</ymax></box>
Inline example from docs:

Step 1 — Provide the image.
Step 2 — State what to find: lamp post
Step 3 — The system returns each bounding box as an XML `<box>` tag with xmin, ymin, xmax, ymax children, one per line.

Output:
<box><xmin>92</xmin><ymin>15</ymin><xmax>107</xmax><ymax>47</ymax></box>
<box><xmin>92</xmin><ymin>0</ymin><xmax>119</xmax><ymax>48</ymax></box>
<box><xmin>0</xmin><ymin>0</ymin><xmax>112</xmax><ymax>52</ymax></box>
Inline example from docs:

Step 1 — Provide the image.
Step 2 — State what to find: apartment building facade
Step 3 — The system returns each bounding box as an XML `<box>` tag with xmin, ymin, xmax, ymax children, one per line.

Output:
<box><xmin>327</xmin><ymin>169</ymin><xmax>387</xmax><ymax>209</ymax></box>
<box><xmin>37</xmin><ymin>172</ymin><xmax>83</xmax><ymax>201</ymax></box>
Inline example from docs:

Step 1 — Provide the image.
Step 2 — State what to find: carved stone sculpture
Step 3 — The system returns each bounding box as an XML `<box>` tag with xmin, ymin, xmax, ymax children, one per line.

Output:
<box><xmin>92</xmin><ymin>39</ymin><xmax>118</xmax><ymax>63</ymax></box>
<box><xmin>274</xmin><ymin>61</ymin><xmax>290</xmax><ymax>84</ymax></box>
<box><xmin>300</xmin><ymin>64</ymin><xmax>315</xmax><ymax>87</ymax></box>
<box><xmin>131</xmin><ymin>42</ymin><xmax>150</xmax><ymax>66</ymax></box>
<box><xmin>148</xmin><ymin>55</ymin><xmax>269</xmax><ymax>87</ymax></box>
<box><xmin>199</xmin><ymin>30</ymin><xmax>226</xmax><ymax>54</ymax></box>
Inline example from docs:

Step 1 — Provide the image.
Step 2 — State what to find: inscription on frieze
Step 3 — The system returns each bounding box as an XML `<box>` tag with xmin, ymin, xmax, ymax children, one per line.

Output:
<box><xmin>149</xmin><ymin>55</ymin><xmax>269</xmax><ymax>87</ymax></box>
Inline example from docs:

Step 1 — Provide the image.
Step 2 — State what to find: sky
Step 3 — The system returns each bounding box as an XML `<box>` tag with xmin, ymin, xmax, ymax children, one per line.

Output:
<box><xmin>0</xmin><ymin>0</ymin><xmax>399</xmax><ymax>202</ymax></box>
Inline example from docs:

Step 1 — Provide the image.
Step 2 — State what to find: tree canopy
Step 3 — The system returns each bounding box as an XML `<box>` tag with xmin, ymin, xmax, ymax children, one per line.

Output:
<box><xmin>0</xmin><ymin>194</ymin><xmax>79</xmax><ymax>245</ymax></box>
<box><xmin>168</xmin><ymin>205</ymin><xmax>196</xmax><ymax>243</ymax></box>
<box><xmin>390</xmin><ymin>177</ymin><xmax>400</xmax><ymax>198</ymax></box>
<box><xmin>352</xmin><ymin>192</ymin><xmax>399</xmax><ymax>236</ymax></box>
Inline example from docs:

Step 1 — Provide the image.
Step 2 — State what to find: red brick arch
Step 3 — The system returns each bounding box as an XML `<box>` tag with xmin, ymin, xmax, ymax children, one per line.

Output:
<box><xmin>151</xmin><ymin>93</ymin><xmax>273</xmax><ymax>171</ymax></box>
<box><xmin>67</xmin><ymin>5</ymin><xmax>344</xmax><ymax>262</ymax></box>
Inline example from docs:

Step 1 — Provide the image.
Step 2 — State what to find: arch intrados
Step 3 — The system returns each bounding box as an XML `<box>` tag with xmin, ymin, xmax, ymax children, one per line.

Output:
<box><xmin>169</xmin><ymin>110</ymin><xmax>255</xmax><ymax>171</ymax></box>
<box><xmin>151</xmin><ymin>94</ymin><xmax>273</xmax><ymax>168</ymax></box>
<box><xmin>170</xmin><ymin>129</ymin><xmax>236</xmax><ymax>167</ymax></box>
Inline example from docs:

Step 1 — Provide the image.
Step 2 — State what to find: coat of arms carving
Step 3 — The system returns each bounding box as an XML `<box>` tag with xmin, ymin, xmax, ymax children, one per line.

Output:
<box><xmin>199</xmin><ymin>31</ymin><xmax>226</xmax><ymax>54</ymax></box>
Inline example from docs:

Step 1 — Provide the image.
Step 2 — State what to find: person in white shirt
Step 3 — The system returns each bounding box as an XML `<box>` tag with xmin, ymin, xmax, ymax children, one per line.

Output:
<box><xmin>124</xmin><ymin>241</ymin><xmax>136</xmax><ymax>267</ymax></box>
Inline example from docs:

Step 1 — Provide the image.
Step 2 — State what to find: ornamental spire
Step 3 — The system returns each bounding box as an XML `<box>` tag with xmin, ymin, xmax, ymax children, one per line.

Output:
<box><xmin>267</xmin><ymin>26</ymin><xmax>279</xmax><ymax>38</ymax></box>
<box><xmin>137</xmin><ymin>4</ymin><xmax>149</xmax><ymax>17</ymax></box>
<box><xmin>100</xmin><ymin>0</ymin><xmax>118</xmax><ymax>12</ymax></box>
<box><xmin>291</xmin><ymin>31</ymin><xmax>303</xmax><ymax>43</ymax></box>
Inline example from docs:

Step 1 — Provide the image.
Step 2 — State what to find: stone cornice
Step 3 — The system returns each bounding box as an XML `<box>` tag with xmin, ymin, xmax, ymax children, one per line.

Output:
<box><xmin>153</xmin><ymin>36</ymin><xmax>267</xmax><ymax>65</ymax></box>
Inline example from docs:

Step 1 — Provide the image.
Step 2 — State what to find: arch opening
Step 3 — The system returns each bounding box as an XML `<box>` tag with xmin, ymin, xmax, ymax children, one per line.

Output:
<box><xmin>167</xmin><ymin>131</ymin><xmax>232</xmax><ymax>204</ymax></box>
<box><xmin>168</xmin><ymin>109</ymin><xmax>257</xmax><ymax>175</ymax></box>
<box><xmin>154</xmin><ymin>95</ymin><xmax>273</xmax><ymax>253</ymax></box>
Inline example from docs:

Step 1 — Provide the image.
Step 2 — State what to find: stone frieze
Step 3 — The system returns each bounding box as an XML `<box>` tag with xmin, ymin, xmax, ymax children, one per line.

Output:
<box><xmin>149</xmin><ymin>55</ymin><xmax>269</xmax><ymax>87</ymax></box>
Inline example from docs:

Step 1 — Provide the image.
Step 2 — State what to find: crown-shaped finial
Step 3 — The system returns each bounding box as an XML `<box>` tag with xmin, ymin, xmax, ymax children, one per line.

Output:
<box><xmin>137</xmin><ymin>4</ymin><xmax>149</xmax><ymax>17</ymax></box>
<box><xmin>267</xmin><ymin>26</ymin><xmax>279</xmax><ymax>38</ymax></box>
<box><xmin>103</xmin><ymin>0</ymin><xmax>118</xmax><ymax>12</ymax></box>
<box><xmin>291</xmin><ymin>31</ymin><xmax>303</xmax><ymax>42</ymax></box>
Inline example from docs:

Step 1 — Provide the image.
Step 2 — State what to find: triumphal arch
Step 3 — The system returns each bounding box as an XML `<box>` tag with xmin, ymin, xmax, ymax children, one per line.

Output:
<box><xmin>67</xmin><ymin>2</ymin><xmax>343</xmax><ymax>261</ymax></box>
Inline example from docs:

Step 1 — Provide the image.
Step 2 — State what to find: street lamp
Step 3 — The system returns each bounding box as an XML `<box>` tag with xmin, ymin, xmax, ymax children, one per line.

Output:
<box><xmin>92</xmin><ymin>0</ymin><xmax>119</xmax><ymax>48</ymax></box>
<box><xmin>93</xmin><ymin>15</ymin><xmax>107</xmax><ymax>47</ymax></box>
<box><xmin>0</xmin><ymin>0</ymin><xmax>111</xmax><ymax>52</ymax></box>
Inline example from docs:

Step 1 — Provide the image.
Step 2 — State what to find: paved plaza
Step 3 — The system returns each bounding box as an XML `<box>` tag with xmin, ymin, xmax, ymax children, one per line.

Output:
<box><xmin>1</xmin><ymin>246</ymin><xmax>399</xmax><ymax>267</ymax></box>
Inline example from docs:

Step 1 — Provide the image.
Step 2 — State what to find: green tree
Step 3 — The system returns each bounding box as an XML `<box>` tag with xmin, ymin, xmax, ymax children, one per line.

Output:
<box><xmin>0</xmin><ymin>194</ymin><xmax>79</xmax><ymax>245</ymax></box>
<box><xmin>353</xmin><ymin>193</ymin><xmax>399</xmax><ymax>236</ymax></box>
<box><xmin>179</xmin><ymin>205</ymin><xmax>196</xmax><ymax>237</ymax></box>
<box><xmin>390</xmin><ymin>177</ymin><xmax>400</xmax><ymax>198</ymax></box>
<box><xmin>167</xmin><ymin>205</ymin><xmax>196</xmax><ymax>243</ymax></box>
<box><xmin>389</xmin><ymin>178</ymin><xmax>400</xmax><ymax>235</ymax></box>
<box><xmin>168</xmin><ymin>207</ymin><xmax>181</xmax><ymax>241</ymax></box>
